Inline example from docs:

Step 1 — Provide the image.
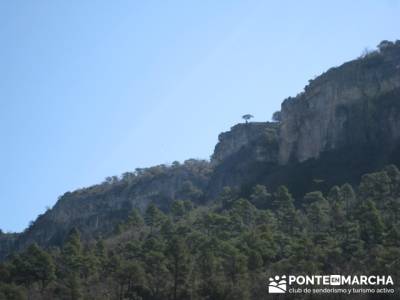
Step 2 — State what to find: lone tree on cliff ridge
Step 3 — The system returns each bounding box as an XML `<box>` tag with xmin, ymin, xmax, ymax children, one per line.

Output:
<box><xmin>242</xmin><ymin>114</ymin><xmax>254</xmax><ymax>123</ymax></box>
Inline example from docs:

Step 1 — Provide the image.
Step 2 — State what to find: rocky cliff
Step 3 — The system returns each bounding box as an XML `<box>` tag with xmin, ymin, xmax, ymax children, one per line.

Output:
<box><xmin>211</xmin><ymin>122</ymin><xmax>279</xmax><ymax>165</ymax></box>
<box><xmin>0</xmin><ymin>160</ymin><xmax>211</xmax><ymax>259</ymax></box>
<box><xmin>0</xmin><ymin>232</ymin><xmax>18</xmax><ymax>260</ymax></box>
<box><xmin>211</xmin><ymin>41</ymin><xmax>400</xmax><ymax>167</ymax></box>
<box><xmin>279</xmin><ymin>41</ymin><xmax>400</xmax><ymax>163</ymax></box>
<box><xmin>207</xmin><ymin>122</ymin><xmax>279</xmax><ymax>195</ymax></box>
<box><xmin>209</xmin><ymin>40</ymin><xmax>400</xmax><ymax>196</ymax></box>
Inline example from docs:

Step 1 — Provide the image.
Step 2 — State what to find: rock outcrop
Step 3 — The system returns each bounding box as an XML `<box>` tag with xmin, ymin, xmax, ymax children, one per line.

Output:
<box><xmin>0</xmin><ymin>160</ymin><xmax>211</xmax><ymax>259</ymax></box>
<box><xmin>207</xmin><ymin>122</ymin><xmax>279</xmax><ymax>195</ymax></box>
<box><xmin>279</xmin><ymin>41</ymin><xmax>400</xmax><ymax>163</ymax></box>
<box><xmin>212</xmin><ymin>42</ymin><xmax>400</xmax><ymax>168</ymax></box>
<box><xmin>0</xmin><ymin>232</ymin><xmax>19</xmax><ymax>260</ymax></box>
<box><xmin>211</xmin><ymin>122</ymin><xmax>279</xmax><ymax>165</ymax></box>
<box><xmin>207</xmin><ymin>40</ymin><xmax>400</xmax><ymax>197</ymax></box>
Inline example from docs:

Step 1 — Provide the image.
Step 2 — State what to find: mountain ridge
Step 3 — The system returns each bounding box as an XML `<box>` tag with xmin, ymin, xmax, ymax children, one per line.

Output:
<box><xmin>1</xmin><ymin>39</ymin><xmax>400</xmax><ymax>260</ymax></box>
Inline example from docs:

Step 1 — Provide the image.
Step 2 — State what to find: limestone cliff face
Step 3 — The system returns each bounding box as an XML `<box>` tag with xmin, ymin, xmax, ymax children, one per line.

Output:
<box><xmin>211</xmin><ymin>42</ymin><xmax>400</xmax><ymax>167</ymax></box>
<box><xmin>279</xmin><ymin>42</ymin><xmax>400</xmax><ymax>164</ymax></box>
<box><xmin>207</xmin><ymin>41</ymin><xmax>400</xmax><ymax>197</ymax></box>
<box><xmin>1</xmin><ymin>161</ymin><xmax>211</xmax><ymax>259</ymax></box>
<box><xmin>208</xmin><ymin>122</ymin><xmax>279</xmax><ymax>195</ymax></box>
<box><xmin>0</xmin><ymin>232</ymin><xmax>19</xmax><ymax>260</ymax></box>
<box><xmin>211</xmin><ymin>122</ymin><xmax>279</xmax><ymax>165</ymax></box>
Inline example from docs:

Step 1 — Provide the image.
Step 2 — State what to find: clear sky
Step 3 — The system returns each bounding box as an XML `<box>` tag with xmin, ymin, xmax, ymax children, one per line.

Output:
<box><xmin>0</xmin><ymin>0</ymin><xmax>399</xmax><ymax>232</ymax></box>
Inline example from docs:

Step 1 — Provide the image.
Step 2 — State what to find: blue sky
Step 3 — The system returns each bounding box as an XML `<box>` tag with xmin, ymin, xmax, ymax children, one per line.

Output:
<box><xmin>0</xmin><ymin>0</ymin><xmax>399</xmax><ymax>232</ymax></box>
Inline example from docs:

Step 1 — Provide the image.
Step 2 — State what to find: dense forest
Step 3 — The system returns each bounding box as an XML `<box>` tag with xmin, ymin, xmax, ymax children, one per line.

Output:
<box><xmin>0</xmin><ymin>165</ymin><xmax>399</xmax><ymax>299</ymax></box>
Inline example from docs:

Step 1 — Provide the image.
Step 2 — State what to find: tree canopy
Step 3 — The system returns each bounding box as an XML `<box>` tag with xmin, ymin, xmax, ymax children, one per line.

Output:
<box><xmin>1</xmin><ymin>166</ymin><xmax>399</xmax><ymax>299</ymax></box>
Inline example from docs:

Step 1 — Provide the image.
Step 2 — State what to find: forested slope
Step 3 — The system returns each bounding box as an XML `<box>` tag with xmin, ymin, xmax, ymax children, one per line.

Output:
<box><xmin>1</xmin><ymin>40</ymin><xmax>400</xmax><ymax>299</ymax></box>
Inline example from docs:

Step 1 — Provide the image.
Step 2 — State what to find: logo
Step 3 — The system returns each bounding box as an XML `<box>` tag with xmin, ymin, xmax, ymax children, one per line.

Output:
<box><xmin>268</xmin><ymin>275</ymin><xmax>287</xmax><ymax>293</ymax></box>
<box><xmin>267</xmin><ymin>274</ymin><xmax>394</xmax><ymax>295</ymax></box>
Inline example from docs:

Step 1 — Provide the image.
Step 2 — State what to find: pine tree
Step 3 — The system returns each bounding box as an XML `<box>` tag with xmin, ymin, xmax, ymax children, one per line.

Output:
<box><xmin>231</xmin><ymin>199</ymin><xmax>256</xmax><ymax>227</ymax></box>
<box><xmin>166</xmin><ymin>237</ymin><xmax>190</xmax><ymax>300</ymax></box>
<box><xmin>62</xmin><ymin>228</ymin><xmax>83</xmax><ymax>272</ymax></box>
<box><xmin>10</xmin><ymin>243</ymin><xmax>55</xmax><ymax>293</ymax></box>
<box><xmin>145</xmin><ymin>203</ymin><xmax>164</xmax><ymax>234</ymax></box>
<box><xmin>218</xmin><ymin>187</ymin><xmax>238</xmax><ymax>210</ymax></box>
<box><xmin>359</xmin><ymin>171</ymin><xmax>391</xmax><ymax>204</ymax></box>
<box><xmin>328</xmin><ymin>186</ymin><xmax>346</xmax><ymax>234</ymax></box>
<box><xmin>249</xmin><ymin>185</ymin><xmax>271</xmax><ymax>209</ymax></box>
<box><xmin>171</xmin><ymin>200</ymin><xmax>186</xmax><ymax>220</ymax></box>
<box><xmin>340</xmin><ymin>183</ymin><xmax>356</xmax><ymax>217</ymax></box>
<box><xmin>60</xmin><ymin>228</ymin><xmax>84</xmax><ymax>300</ymax></box>
<box><xmin>305</xmin><ymin>192</ymin><xmax>330</xmax><ymax>233</ymax></box>
<box><xmin>303</xmin><ymin>191</ymin><xmax>325</xmax><ymax>207</ymax></box>
<box><xmin>273</xmin><ymin>186</ymin><xmax>299</xmax><ymax>235</ymax></box>
<box><xmin>128</xmin><ymin>208</ymin><xmax>144</xmax><ymax>228</ymax></box>
<box><xmin>355</xmin><ymin>199</ymin><xmax>385</xmax><ymax>246</ymax></box>
<box><xmin>144</xmin><ymin>250</ymin><xmax>170</xmax><ymax>299</ymax></box>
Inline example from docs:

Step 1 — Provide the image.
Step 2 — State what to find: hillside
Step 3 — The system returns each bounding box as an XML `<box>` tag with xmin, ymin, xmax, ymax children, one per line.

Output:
<box><xmin>0</xmin><ymin>40</ymin><xmax>400</xmax><ymax>300</ymax></box>
<box><xmin>1</xmin><ymin>40</ymin><xmax>400</xmax><ymax>261</ymax></box>
<box><xmin>1</xmin><ymin>165</ymin><xmax>399</xmax><ymax>299</ymax></box>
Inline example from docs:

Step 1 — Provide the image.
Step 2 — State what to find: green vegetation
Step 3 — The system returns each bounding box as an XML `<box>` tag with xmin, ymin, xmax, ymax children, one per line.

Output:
<box><xmin>0</xmin><ymin>165</ymin><xmax>399</xmax><ymax>299</ymax></box>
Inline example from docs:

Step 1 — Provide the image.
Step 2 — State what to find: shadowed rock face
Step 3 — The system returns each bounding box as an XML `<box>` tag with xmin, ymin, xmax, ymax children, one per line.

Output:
<box><xmin>0</xmin><ymin>232</ymin><xmax>19</xmax><ymax>259</ymax></box>
<box><xmin>211</xmin><ymin>122</ymin><xmax>279</xmax><ymax>166</ymax></box>
<box><xmin>208</xmin><ymin>122</ymin><xmax>279</xmax><ymax>196</ymax></box>
<box><xmin>279</xmin><ymin>42</ymin><xmax>400</xmax><ymax>164</ymax></box>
